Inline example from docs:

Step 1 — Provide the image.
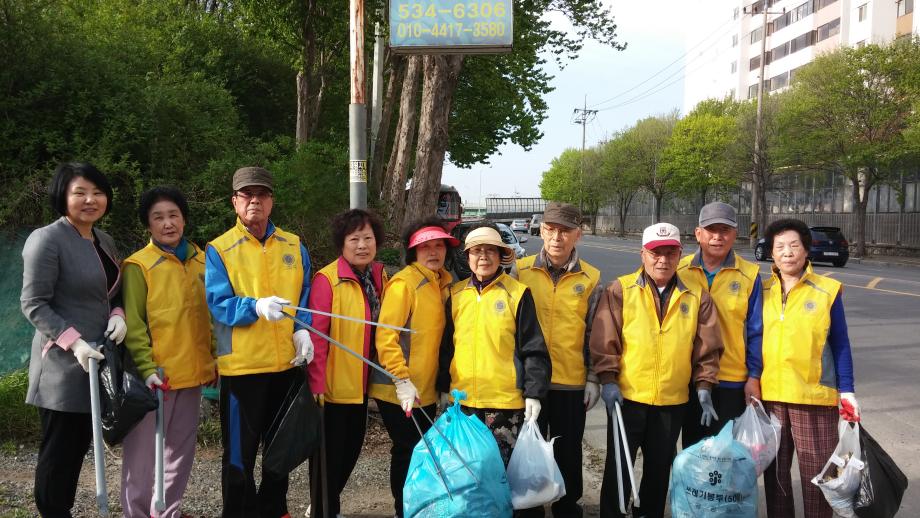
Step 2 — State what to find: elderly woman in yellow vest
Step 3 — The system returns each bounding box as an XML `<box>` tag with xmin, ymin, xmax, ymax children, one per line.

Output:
<box><xmin>369</xmin><ymin>217</ymin><xmax>459</xmax><ymax>518</ymax></box>
<box><xmin>749</xmin><ymin>218</ymin><xmax>858</xmax><ymax>518</ymax></box>
<box><xmin>121</xmin><ymin>187</ymin><xmax>216</xmax><ymax>518</ymax></box>
<box><xmin>306</xmin><ymin>208</ymin><xmax>387</xmax><ymax>518</ymax></box>
<box><xmin>437</xmin><ymin>221</ymin><xmax>551</xmax><ymax>466</ymax></box>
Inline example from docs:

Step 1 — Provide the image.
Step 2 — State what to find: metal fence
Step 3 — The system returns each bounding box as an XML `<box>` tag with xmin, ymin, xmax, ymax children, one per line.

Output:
<box><xmin>594</xmin><ymin>168</ymin><xmax>920</xmax><ymax>249</ymax></box>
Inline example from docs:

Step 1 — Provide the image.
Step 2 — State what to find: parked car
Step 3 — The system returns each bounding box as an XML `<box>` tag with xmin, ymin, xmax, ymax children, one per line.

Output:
<box><xmin>509</xmin><ymin>219</ymin><xmax>528</xmax><ymax>233</ymax></box>
<box><xmin>447</xmin><ymin>221</ymin><xmax>528</xmax><ymax>280</ymax></box>
<box><xmin>754</xmin><ymin>226</ymin><xmax>850</xmax><ymax>267</ymax></box>
<box><xmin>529</xmin><ymin>214</ymin><xmax>543</xmax><ymax>235</ymax></box>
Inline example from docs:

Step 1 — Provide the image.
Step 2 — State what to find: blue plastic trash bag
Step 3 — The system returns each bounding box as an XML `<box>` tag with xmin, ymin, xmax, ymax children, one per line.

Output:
<box><xmin>670</xmin><ymin>420</ymin><xmax>758</xmax><ymax>518</ymax></box>
<box><xmin>403</xmin><ymin>390</ymin><xmax>513</xmax><ymax>518</ymax></box>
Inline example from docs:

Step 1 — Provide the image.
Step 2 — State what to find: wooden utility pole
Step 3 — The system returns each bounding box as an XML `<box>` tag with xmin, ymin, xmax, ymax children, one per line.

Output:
<box><xmin>349</xmin><ymin>0</ymin><xmax>367</xmax><ymax>209</ymax></box>
<box><xmin>573</xmin><ymin>97</ymin><xmax>597</xmax><ymax>213</ymax></box>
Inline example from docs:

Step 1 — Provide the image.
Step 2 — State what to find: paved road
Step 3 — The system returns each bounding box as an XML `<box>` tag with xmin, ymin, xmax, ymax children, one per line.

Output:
<box><xmin>516</xmin><ymin>231</ymin><xmax>919</xmax><ymax>517</ymax></box>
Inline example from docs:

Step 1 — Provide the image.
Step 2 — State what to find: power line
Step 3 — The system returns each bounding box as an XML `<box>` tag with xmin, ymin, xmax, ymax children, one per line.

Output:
<box><xmin>590</xmin><ymin>16</ymin><xmax>738</xmax><ymax>110</ymax></box>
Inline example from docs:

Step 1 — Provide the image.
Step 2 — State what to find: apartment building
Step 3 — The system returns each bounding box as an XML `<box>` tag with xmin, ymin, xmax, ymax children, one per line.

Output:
<box><xmin>683</xmin><ymin>0</ymin><xmax>918</xmax><ymax>111</ymax></box>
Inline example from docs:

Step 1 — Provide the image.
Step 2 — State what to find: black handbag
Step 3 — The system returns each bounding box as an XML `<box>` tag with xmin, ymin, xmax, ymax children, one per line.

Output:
<box><xmin>97</xmin><ymin>338</ymin><xmax>158</xmax><ymax>446</ymax></box>
<box><xmin>263</xmin><ymin>375</ymin><xmax>321</xmax><ymax>477</ymax></box>
<box><xmin>854</xmin><ymin>425</ymin><xmax>908</xmax><ymax>518</ymax></box>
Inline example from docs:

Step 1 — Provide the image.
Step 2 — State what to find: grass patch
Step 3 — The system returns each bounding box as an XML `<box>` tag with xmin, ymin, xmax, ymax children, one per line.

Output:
<box><xmin>0</xmin><ymin>370</ymin><xmax>39</xmax><ymax>442</ymax></box>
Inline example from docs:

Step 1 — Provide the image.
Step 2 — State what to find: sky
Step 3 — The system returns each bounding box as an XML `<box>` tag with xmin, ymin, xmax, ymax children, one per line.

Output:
<box><xmin>441</xmin><ymin>0</ymin><xmax>731</xmax><ymax>205</ymax></box>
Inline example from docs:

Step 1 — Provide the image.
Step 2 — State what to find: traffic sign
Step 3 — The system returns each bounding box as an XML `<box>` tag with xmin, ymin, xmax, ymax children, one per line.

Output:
<box><xmin>389</xmin><ymin>0</ymin><xmax>513</xmax><ymax>54</ymax></box>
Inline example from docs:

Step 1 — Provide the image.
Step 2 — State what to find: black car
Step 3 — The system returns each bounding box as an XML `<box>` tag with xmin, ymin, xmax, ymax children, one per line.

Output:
<box><xmin>754</xmin><ymin>226</ymin><xmax>850</xmax><ymax>267</ymax></box>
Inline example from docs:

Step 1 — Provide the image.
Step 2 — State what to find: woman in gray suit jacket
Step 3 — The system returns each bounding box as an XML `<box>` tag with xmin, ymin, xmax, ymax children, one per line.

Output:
<box><xmin>20</xmin><ymin>162</ymin><xmax>127</xmax><ymax>517</ymax></box>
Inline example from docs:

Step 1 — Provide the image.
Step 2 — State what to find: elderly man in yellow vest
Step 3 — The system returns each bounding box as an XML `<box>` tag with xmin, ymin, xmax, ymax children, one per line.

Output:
<box><xmin>515</xmin><ymin>202</ymin><xmax>602</xmax><ymax>518</ymax></box>
<box><xmin>590</xmin><ymin>223</ymin><xmax>723</xmax><ymax>518</ymax></box>
<box><xmin>205</xmin><ymin>166</ymin><xmax>314</xmax><ymax>518</ymax></box>
<box><xmin>678</xmin><ymin>202</ymin><xmax>763</xmax><ymax>447</ymax></box>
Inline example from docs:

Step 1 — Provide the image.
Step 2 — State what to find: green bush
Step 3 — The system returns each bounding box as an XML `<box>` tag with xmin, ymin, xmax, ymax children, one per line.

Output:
<box><xmin>376</xmin><ymin>247</ymin><xmax>402</xmax><ymax>267</ymax></box>
<box><xmin>0</xmin><ymin>370</ymin><xmax>40</xmax><ymax>441</ymax></box>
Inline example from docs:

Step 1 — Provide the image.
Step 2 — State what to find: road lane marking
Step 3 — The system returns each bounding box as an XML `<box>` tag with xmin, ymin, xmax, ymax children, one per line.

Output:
<box><xmin>866</xmin><ymin>277</ymin><xmax>884</xmax><ymax>289</ymax></box>
<box><xmin>844</xmin><ymin>284</ymin><xmax>920</xmax><ymax>297</ymax></box>
<box><xmin>823</xmin><ymin>271</ymin><xmax>836</xmax><ymax>277</ymax></box>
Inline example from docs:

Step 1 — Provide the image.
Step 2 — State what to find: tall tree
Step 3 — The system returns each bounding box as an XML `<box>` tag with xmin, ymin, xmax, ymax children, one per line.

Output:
<box><xmin>599</xmin><ymin>134</ymin><xmax>643</xmax><ymax>237</ymax></box>
<box><xmin>401</xmin><ymin>0</ymin><xmax>626</xmax><ymax>225</ymax></box>
<box><xmin>621</xmin><ymin>113</ymin><xmax>678</xmax><ymax>222</ymax></box>
<box><xmin>778</xmin><ymin>39</ymin><xmax>920</xmax><ymax>256</ymax></box>
<box><xmin>662</xmin><ymin>111</ymin><xmax>739</xmax><ymax>207</ymax></box>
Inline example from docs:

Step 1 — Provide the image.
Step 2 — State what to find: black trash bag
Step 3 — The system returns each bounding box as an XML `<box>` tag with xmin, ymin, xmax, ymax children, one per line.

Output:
<box><xmin>97</xmin><ymin>338</ymin><xmax>158</xmax><ymax>446</ymax></box>
<box><xmin>263</xmin><ymin>375</ymin><xmax>321</xmax><ymax>477</ymax></box>
<box><xmin>854</xmin><ymin>425</ymin><xmax>908</xmax><ymax>518</ymax></box>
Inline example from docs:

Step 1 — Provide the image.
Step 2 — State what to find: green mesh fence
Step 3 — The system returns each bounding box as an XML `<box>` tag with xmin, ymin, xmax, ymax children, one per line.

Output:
<box><xmin>0</xmin><ymin>230</ymin><xmax>34</xmax><ymax>375</ymax></box>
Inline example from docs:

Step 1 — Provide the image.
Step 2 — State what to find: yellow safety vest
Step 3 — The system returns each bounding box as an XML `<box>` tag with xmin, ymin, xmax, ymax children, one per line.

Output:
<box><xmin>316</xmin><ymin>258</ymin><xmax>387</xmax><ymax>404</ymax></box>
<box><xmin>123</xmin><ymin>241</ymin><xmax>215</xmax><ymax>389</ymax></box>
<box><xmin>619</xmin><ymin>268</ymin><xmax>702</xmax><ymax>406</ymax></box>
<box><xmin>369</xmin><ymin>263</ymin><xmax>451</xmax><ymax>407</ymax></box>
<box><xmin>209</xmin><ymin>219</ymin><xmax>303</xmax><ymax>376</ymax></box>
<box><xmin>761</xmin><ymin>264</ymin><xmax>841</xmax><ymax>406</ymax></box>
<box><xmin>517</xmin><ymin>254</ymin><xmax>600</xmax><ymax>387</ymax></box>
<box><xmin>678</xmin><ymin>251</ymin><xmax>759</xmax><ymax>383</ymax></box>
<box><xmin>448</xmin><ymin>273</ymin><xmax>529</xmax><ymax>410</ymax></box>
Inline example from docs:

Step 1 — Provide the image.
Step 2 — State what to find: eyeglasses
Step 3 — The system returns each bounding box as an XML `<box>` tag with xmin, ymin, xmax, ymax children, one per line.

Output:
<box><xmin>644</xmin><ymin>248</ymin><xmax>680</xmax><ymax>261</ymax></box>
<box><xmin>543</xmin><ymin>226</ymin><xmax>574</xmax><ymax>238</ymax></box>
<box><xmin>235</xmin><ymin>189</ymin><xmax>273</xmax><ymax>201</ymax></box>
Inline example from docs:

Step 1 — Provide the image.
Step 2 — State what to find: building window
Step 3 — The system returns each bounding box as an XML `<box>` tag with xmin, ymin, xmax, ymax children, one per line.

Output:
<box><xmin>750</xmin><ymin>55</ymin><xmax>760</xmax><ymax>71</ymax></box>
<box><xmin>734</xmin><ymin>6</ymin><xmax>740</xmax><ymax>19</ymax></box>
<box><xmin>748</xmin><ymin>83</ymin><xmax>759</xmax><ymax>99</ymax></box>
<box><xmin>817</xmin><ymin>18</ymin><xmax>840</xmax><ymax>41</ymax></box>
<box><xmin>770</xmin><ymin>71</ymin><xmax>790</xmax><ymax>91</ymax></box>
<box><xmin>858</xmin><ymin>3</ymin><xmax>868</xmax><ymax>21</ymax></box>
<box><xmin>857</xmin><ymin>39</ymin><xmax>866</xmax><ymax>47</ymax></box>
<box><xmin>897</xmin><ymin>0</ymin><xmax>914</xmax><ymax>17</ymax></box>
<box><xmin>731</xmin><ymin>61</ymin><xmax>738</xmax><ymax>73</ymax></box>
<box><xmin>732</xmin><ymin>33</ymin><xmax>739</xmax><ymax>47</ymax></box>
<box><xmin>751</xmin><ymin>26</ymin><xmax>763</xmax><ymax>44</ymax></box>
<box><xmin>815</xmin><ymin>0</ymin><xmax>839</xmax><ymax>10</ymax></box>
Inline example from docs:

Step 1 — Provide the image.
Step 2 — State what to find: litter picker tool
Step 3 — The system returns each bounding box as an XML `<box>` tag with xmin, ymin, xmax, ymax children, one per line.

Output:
<box><xmin>87</xmin><ymin>344</ymin><xmax>109</xmax><ymax>516</ymax></box>
<box><xmin>281</xmin><ymin>304</ymin><xmax>415</xmax><ymax>334</ymax></box>
<box><xmin>282</xmin><ymin>314</ymin><xmax>400</xmax><ymax>383</ymax></box>
<box><xmin>410</xmin><ymin>412</ymin><xmax>453</xmax><ymax>499</ymax></box>
<box><xmin>154</xmin><ymin>367</ymin><xmax>166</xmax><ymax>512</ymax></box>
<box><xmin>612</xmin><ymin>400</ymin><xmax>639</xmax><ymax>514</ymax></box>
<box><xmin>417</xmin><ymin>406</ymin><xmax>478</xmax><ymax>484</ymax></box>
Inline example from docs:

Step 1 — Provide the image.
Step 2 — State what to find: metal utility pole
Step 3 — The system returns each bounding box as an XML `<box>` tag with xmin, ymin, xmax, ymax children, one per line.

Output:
<box><xmin>349</xmin><ymin>0</ymin><xmax>367</xmax><ymax>209</ymax></box>
<box><xmin>747</xmin><ymin>2</ymin><xmax>783</xmax><ymax>247</ymax></box>
<box><xmin>370</xmin><ymin>17</ymin><xmax>385</xmax><ymax>158</ymax></box>
<box><xmin>573</xmin><ymin>97</ymin><xmax>597</xmax><ymax>213</ymax></box>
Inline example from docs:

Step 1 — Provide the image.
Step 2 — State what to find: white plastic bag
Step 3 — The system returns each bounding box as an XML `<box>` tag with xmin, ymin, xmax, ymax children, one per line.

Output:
<box><xmin>732</xmin><ymin>398</ymin><xmax>781</xmax><ymax>476</ymax></box>
<box><xmin>506</xmin><ymin>420</ymin><xmax>566</xmax><ymax>509</ymax></box>
<box><xmin>811</xmin><ymin>420</ymin><xmax>864</xmax><ymax>518</ymax></box>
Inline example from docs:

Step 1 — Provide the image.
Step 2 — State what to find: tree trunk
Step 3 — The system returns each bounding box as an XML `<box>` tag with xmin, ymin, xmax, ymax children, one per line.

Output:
<box><xmin>369</xmin><ymin>54</ymin><xmax>405</xmax><ymax>200</ymax></box>
<box><xmin>295</xmin><ymin>0</ymin><xmax>324</xmax><ymax>144</ymax></box>
<box><xmin>382</xmin><ymin>56</ymin><xmax>423</xmax><ymax>230</ymax></box>
<box><xmin>405</xmin><ymin>55</ymin><xmax>464</xmax><ymax>225</ymax></box>
<box><xmin>852</xmin><ymin>175</ymin><xmax>868</xmax><ymax>257</ymax></box>
<box><xmin>654</xmin><ymin>193</ymin><xmax>663</xmax><ymax>223</ymax></box>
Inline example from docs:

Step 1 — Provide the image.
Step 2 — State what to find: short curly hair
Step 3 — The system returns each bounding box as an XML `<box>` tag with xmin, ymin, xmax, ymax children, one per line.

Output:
<box><xmin>401</xmin><ymin>217</ymin><xmax>452</xmax><ymax>265</ymax></box>
<box><xmin>137</xmin><ymin>186</ymin><xmax>189</xmax><ymax>228</ymax></box>
<box><xmin>330</xmin><ymin>209</ymin><xmax>384</xmax><ymax>253</ymax></box>
<box><xmin>764</xmin><ymin>218</ymin><xmax>811</xmax><ymax>252</ymax></box>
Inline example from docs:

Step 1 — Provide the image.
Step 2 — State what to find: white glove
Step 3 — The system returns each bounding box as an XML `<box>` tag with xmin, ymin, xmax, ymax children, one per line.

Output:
<box><xmin>698</xmin><ymin>388</ymin><xmax>719</xmax><ymax>427</ymax></box>
<box><xmin>255</xmin><ymin>296</ymin><xmax>290</xmax><ymax>322</ymax></box>
<box><xmin>105</xmin><ymin>314</ymin><xmax>127</xmax><ymax>344</ymax></box>
<box><xmin>71</xmin><ymin>339</ymin><xmax>104</xmax><ymax>373</ymax></box>
<box><xmin>395</xmin><ymin>379</ymin><xmax>419</xmax><ymax>414</ymax></box>
<box><xmin>291</xmin><ymin>329</ymin><xmax>314</xmax><ymax>366</ymax></box>
<box><xmin>524</xmin><ymin>398</ymin><xmax>541</xmax><ymax>423</ymax></box>
<box><xmin>145</xmin><ymin>373</ymin><xmax>164</xmax><ymax>390</ymax></box>
<box><xmin>583</xmin><ymin>381</ymin><xmax>600</xmax><ymax>411</ymax></box>
<box><xmin>839</xmin><ymin>392</ymin><xmax>860</xmax><ymax>421</ymax></box>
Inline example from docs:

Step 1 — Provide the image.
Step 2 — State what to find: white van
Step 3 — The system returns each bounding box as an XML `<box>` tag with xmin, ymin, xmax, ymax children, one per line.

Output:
<box><xmin>529</xmin><ymin>214</ymin><xmax>542</xmax><ymax>235</ymax></box>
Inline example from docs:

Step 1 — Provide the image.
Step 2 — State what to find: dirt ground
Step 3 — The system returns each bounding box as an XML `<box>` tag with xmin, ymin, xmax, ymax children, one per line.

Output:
<box><xmin>0</xmin><ymin>413</ymin><xmax>609</xmax><ymax>517</ymax></box>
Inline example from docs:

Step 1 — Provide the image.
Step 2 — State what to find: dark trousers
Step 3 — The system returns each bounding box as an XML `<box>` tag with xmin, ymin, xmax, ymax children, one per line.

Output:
<box><xmin>35</xmin><ymin>408</ymin><xmax>92</xmax><ymax>518</ymax></box>
<box><xmin>681</xmin><ymin>384</ymin><xmax>747</xmax><ymax>449</ymax></box>
<box><xmin>220</xmin><ymin>368</ymin><xmax>300</xmax><ymax>518</ymax></box>
<box><xmin>519</xmin><ymin>389</ymin><xmax>587</xmax><ymax>518</ymax></box>
<box><xmin>600</xmin><ymin>400</ymin><xmax>685</xmax><ymax>518</ymax></box>
<box><xmin>376</xmin><ymin>399</ymin><xmax>436</xmax><ymax>517</ymax></box>
<box><xmin>309</xmin><ymin>399</ymin><xmax>368</xmax><ymax>517</ymax></box>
